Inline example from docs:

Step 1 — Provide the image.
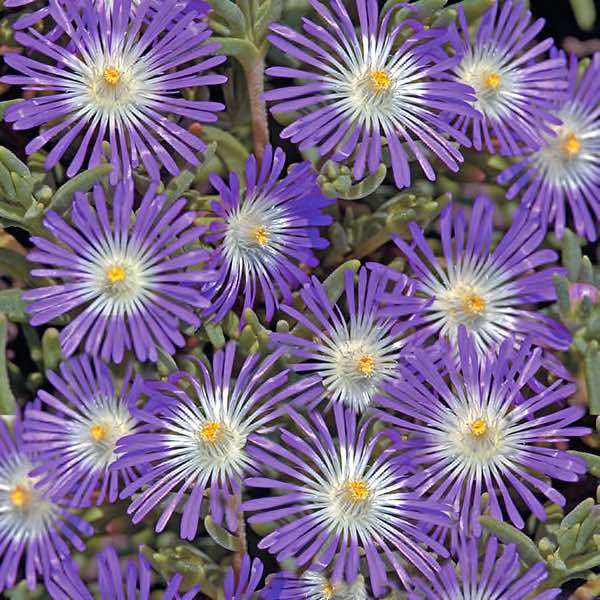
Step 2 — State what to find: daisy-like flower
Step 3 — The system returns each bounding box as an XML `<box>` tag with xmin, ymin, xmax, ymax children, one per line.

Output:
<box><xmin>409</xmin><ymin>536</ymin><xmax>560</xmax><ymax>600</ymax></box>
<box><xmin>0</xmin><ymin>417</ymin><xmax>92</xmax><ymax>593</ymax></box>
<box><xmin>47</xmin><ymin>545</ymin><xmax>201</xmax><ymax>600</ymax></box>
<box><xmin>498</xmin><ymin>52</ymin><xmax>600</xmax><ymax>241</ymax></box>
<box><xmin>205</xmin><ymin>145</ymin><xmax>333</xmax><ymax>322</ymax></box>
<box><xmin>382</xmin><ymin>194</ymin><xmax>571</xmax><ymax>357</ymax></box>
<box><xmin>264</xmin><ymin>0</ymin><xmax>476</xmax><ymax>188</ymax></box>
<box><xmin>23</xmin><ymin>183</ymin><xmax>215</xmax><ymax>363</ymax></box>
<box><xmin>272</xmin><ymin>266</ymin><xmax>421</xmax><ymax>412</ymax></box>
<box><xmin>23</xmin><ymin>355</ymin><xmax>142</xmax><ymax>507</ymax></box>
<box><xmin>447</xmin><ymin>0</ymin><xmax>566</xmax><ymax>155</ymax></box>
<box><xmin>244</xmin><ymin>406</ymin><xmax>451</xmax><ymax>597</ymax></box>
<box><xmin>116</xmin><ymin>342</ymin><xmax>319</xmax><ymax>539</ymax></box>
<box><xmin>1</xmin><ymin>0</ymin><xmax>226</xmax><ymax>183</ymax></box>
<box><xmin>263</xmin><ymin>570</ymin><xmax>368</xmax><ymax>600</ymax></box>
<box><xmin>374</xmin><ymin>327</ymin><xmax>589</xmax><ymax>539</ymax></box>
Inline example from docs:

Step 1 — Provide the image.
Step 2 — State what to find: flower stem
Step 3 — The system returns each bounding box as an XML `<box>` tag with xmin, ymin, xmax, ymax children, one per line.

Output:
<box><xmin>245</xmin><ymin>57</ymin><xmax>269</xmax><ymax>165</ymax></box>
<box><xmin>233</xmin><ymin>494</ymin><xmax>247</xmax><ymax>578</ymax></box>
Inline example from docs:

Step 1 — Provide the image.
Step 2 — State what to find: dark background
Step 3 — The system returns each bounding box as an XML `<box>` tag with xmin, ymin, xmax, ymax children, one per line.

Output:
<box><xmin>532</xmin><ymin>0</ymin><xmax>600</xmax><ymax>46</ymax></box>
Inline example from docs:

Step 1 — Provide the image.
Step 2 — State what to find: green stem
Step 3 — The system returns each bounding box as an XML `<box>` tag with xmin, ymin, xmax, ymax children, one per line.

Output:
<box><xmin>232</xmin><ymin>492</ymin><xmax>248</xmax><ymax>580</ymax></box>
<box><xmin>244</xmin><ymin>58</ymin><xmax>269</xmax><ymax>165</ymax></box>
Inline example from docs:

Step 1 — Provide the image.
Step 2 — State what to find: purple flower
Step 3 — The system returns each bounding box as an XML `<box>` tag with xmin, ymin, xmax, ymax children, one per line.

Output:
<box><xmin>263</xmin><ymin>0</ymin><xmax>476</xmax><ymax>188</ymax></box>
<box><xmin>272</xmin><ymin>266</ymin><xmax>421</xmax><ymax>412</ymax></box>
<box><xmin>224</xmin><ymin>555</ymin><xmax>263</xmax><ymax>600</ymax></box>
<box><xmin>205</xmin><ymin>145</ymin><xmax>333</xmax><ymax>322</ymax></box>
<box><xmin>23</xmin><ymin>183</ymin><xmax>215</xmax><ymax>363</ymax></box>
<box><xmin>408</xmin><ymin>536</ymin><xmax>560</xmax><ymax>600</ymax></box>
<box><xmin>1</xmin><ymin>0</ymin><xmax>226</xmax><ymax>183</ymax></box>
<box><xmin>0</xmin><ymin>417</ymin><xmax>92</xmax><ymax>593</ymax></box>
<box><xmin>448</xmin><ymin>0</ymin><xmax>566</xmax><ymax>155</ymax></box>
<box><xmin>116</xmin><ymin>342</ymin><xmax>319</xmax><ymax>539</ymax></box>
<box><xmin>374</xmin><ymin>327</ymin><xmax>589</xmax><ymax>539</ymax></box>
<box><xmin>47</xmin><ymin>545</ymin><xmax>201</xmax><ymax>600</ymax></box>
<box><xmin>243</xmin><ymin>406</ymin><xmax>451</xmax><ymax>597</ymax></box>
<box><xmin>262</xmin><ymin>570</ymin><xmax>368</xmax><ymax>600</ymax></box>
<box><xmin>498</xmin><ymin>52</ymin><xmax>600</xmax><ymax>241</ymax></box>
<box><xmin>382</xmin><ymin>194</ymin><xmax>571</xmax><ymax>357</ymax></box>
<box><xmin>23</xmin><ymin>355</ymin><xmax>142</xmax><ymax>507</ymax></box>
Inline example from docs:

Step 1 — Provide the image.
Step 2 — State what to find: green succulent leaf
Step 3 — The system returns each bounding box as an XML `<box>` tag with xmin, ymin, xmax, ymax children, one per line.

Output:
<box><xmin>0</xmin><ymin>314</ymin><xmax>16</xmax><ymax>415</ymax></box>
<box><xmin>204</xmin><ymin>516</ymin><xmax>237</xmax><ymax>551</ymax></box>
<box><xmin>48</xmin><ymin>164</ymin><xmax>113</xmax><ymax>216</ymax></box>
<box><xmin>479</xmin><ymin>515</ymin><xmax>543</xmax><ymax>565</ymax></box>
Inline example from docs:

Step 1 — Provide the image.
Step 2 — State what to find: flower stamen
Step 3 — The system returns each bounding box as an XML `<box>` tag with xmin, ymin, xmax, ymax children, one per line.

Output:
<box><xmin>10</xmin><ymin>484</ymin><xmax>30</xmax><ymax>508</ymax></box>
<box><xmin>344</xmin><ymin>479</ymin><xmax>370</xmax><ymax>502</ymax></box>
<box><xmin>90</xmin><ymin>423</ymin><xmax>107</xmax><ymax>442</ymax></box>
<box><xmin>356</xmin><ymin>354</ymin><xmax>376</xmax><ymax>377</ymax></box>
<box><xmin>103</xmin><ymin>66</ymin><xmax>122</xmax><ymax>86</ymax></box>
<box><xmin>485</xmin><ymin>72</ymin><xmax>502</xmax><ymax>90</ymax></box>
<box><xmin>252</xmin><ymin>226</ymin><xmax>269</xmax><ymax>247</ymax></box>
<box><xmin>562</xmin><ymin>133</ymin><xmax>581</xmax><ymax>157</ymax></box>
<box><xmin>106</xmin><ymin>265</ymin><xmax>127</xmax><ymax>284</ymax></box>
<box><xmin>322</xmin><ymin>582</ymin><xmax>336</xmax><ymax>599</ymax></box>
<box><xmin>199</xmin><ymin>421</ymin><xmax>224</xmax><ymax>443</ymax></box>
<box><xmin>470</xmin><ymin>418</ymin><xmax>488</xmax><ymax>438</ymax></box>
<box><xmin>369</xmin><ymin>69</ymin><xmax>392</xmax><ymax>92</ymax></box>
<box><xmin>462</xmin><ymin>292</ymin><xmax>486</xmax><ymax>316</ymax></box>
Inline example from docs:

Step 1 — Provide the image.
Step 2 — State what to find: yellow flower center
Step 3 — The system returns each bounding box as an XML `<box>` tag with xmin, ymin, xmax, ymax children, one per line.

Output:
<box><xmin>356</xmin><ymin>354</ymin><xmax>376</xmax><ymax>377</ymax></box>
<box><xmin>369</xmin><ymin>69</ymin><xmax>392</xmax><ymax>92</ymax></box>
<box><xmin>462</xmin><ymin>292</ymin><xmax>486</xmax><ymax>316</ymax></box>
<box><xmin>252</xmin><ymin>226</ymin><xmax>269</xmax><ymax>247</ymax></box>
<box><xmin>10</xmin><ymin>484</ymin><xmax>30</xmax><ymax>508</ymax></box>
<box><xmin>199</xmin><ymin>421</ymin><xmax>223</xmax><ymax>443</ymax></box>
<box><xmin>562</xmin><ymin>133</ymin><xmax>581</xmax><ymax>157</ymax></box>
<box><xmin>90</xmin><ymin>424</ymin><xmax>107</xmax><ymax>442</ymax></box>
<box><xmin>470</xmin><ymin>418</ymin><xmax>488</xmax><ymax>438</ymax></box>
<box><xmin>485</xmin><ymin>72</ymin><xmax>502</xmax><ymax>90</ymax></box>
<box><xmin>103</xmin><ymin>66</ymin><xmax>122</xmax><ymax>86</ymax></box>
<box><xmin>106</xmin><ymin>265</ymin><xmax>127</xmax><ymax>284</ymax></box>
<box><xmin>322</xmin><ymin>583</ymin><xmax>336</xmax><ymax>599</ymax></box>
<box><xmin>345</xmin><ymin>479</ymin><xmax>370</xmax><ymax>502</ymax></box>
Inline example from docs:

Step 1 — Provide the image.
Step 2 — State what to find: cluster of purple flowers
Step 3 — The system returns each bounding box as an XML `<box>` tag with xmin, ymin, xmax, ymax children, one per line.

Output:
<box><xmin>0</xmin><ymin>0</ymin><xmax>595</xmax><ymax>597</ymax></box>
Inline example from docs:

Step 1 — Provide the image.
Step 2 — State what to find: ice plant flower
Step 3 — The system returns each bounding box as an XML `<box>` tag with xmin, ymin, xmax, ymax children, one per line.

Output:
<box><xmin>23</xmin><ymin>355</ymin><xmax>142</xmax><ymax>507</ymax></box>
<box><xmin>448</xmin><ymin>0</ymin><xmax>566</xmax><ymax>155</ymax></box>
<box><xmin>382</xmin><ymin>194</ymin><xmax>571</xmax><ymax>357</ymax></box>
<box><xmin>224</xmin><ymin>555</ymin><xmax>263</xmax><ymax>600</ymax></box>
<box><xmin>1</xmin><ymin>0</ymin><xmax>226</xmax><ymax>183</ymax></box>
<box><xmin>272</xmin><ymin>266</ymin><xmax>422</xmax><ymax>412</ymax></box>
<box><xmin>23</xmin><ymin>183</ymin><xmax>215</xmax><ymax>363</ymax></box>
<box><xmin>205</xmin><ymin>145</ymin><xmax>333</xmax><ymax>322</ymax></box>
<box><xmin>498</xmin><ymin>52</ymin><xmax>600</xmax><ymax>241</ymax></box>
<box><xmin>409</xmin><ymin>536</ymin><xmax>560</xmax><ymax>600</ymax></box>
<box><xmin>374</xmin><ymin>328</ymin><xmax>589</xmax><ymax>538</ymax></box>
<box><xmin>263</xmin><ymin>571</ymin><xmax>368</xmax><ymax>600</ymax></box>
<box><xmin>0</xmin><ymin>417</ymin><xmax>92</xmax><ymax>593</ymax></box>
<box><xmin>116</xmin><ymin>342</ymin><xmax>319</xmax><ymax>539</ymax></box>
<box><xmin>244</xmin><ymin>406</ymin><xmax>451</xmax><ymax>597</ymax></box>
<box><xmin>264</xmin><ymin>0</ymin><xmax>476</xmax><ymax>188</ymax></box>
<box><xmin>47</xmin><ymin>545</ymin><xmax>201</xmax><ymax>599</ymax></box>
